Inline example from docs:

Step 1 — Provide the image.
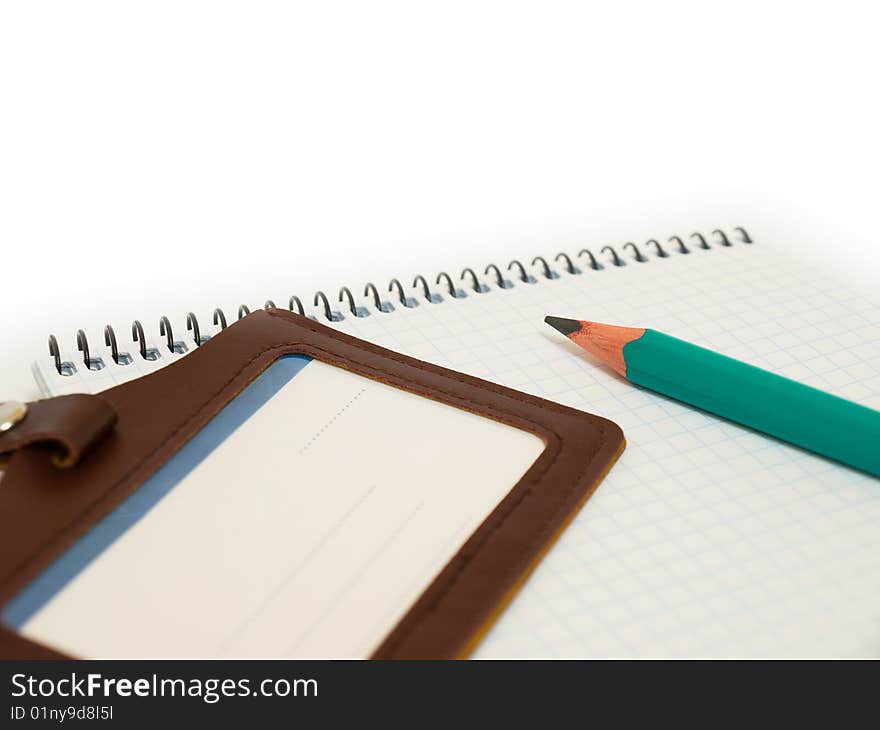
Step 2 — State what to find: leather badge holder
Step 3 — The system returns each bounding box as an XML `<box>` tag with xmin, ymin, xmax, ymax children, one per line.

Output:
<box><xmin>0</xmin><ymin>309</ymin><xmax>625</xmax><ymax>659</ymax></box>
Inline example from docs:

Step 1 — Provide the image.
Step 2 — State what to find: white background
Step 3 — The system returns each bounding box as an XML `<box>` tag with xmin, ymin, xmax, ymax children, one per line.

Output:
<box><xmin>1</xmin><ymin>1</ymin><xmax>878</xmax><ymax>398</ymax></box>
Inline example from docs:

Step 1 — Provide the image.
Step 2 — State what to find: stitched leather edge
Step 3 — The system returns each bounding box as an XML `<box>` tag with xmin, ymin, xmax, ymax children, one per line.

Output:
<box><xmin>0</xmin><ymin>311</ymin><xmax>624</xmax><ymax>659</ymax></box>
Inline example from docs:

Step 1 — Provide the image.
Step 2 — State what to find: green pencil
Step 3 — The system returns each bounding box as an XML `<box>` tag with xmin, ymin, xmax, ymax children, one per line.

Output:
<box><xmin>544</xmin><ymin>316</ymin><xmax>880</xmax><ymax>478</ymax></box>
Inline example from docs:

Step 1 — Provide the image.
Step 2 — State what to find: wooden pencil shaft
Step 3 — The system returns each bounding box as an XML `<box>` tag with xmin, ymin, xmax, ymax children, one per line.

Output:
<box><xmin>623</xmin><ymin>330</ymin><xmax>880</xmax><ymax>477</ymax></box>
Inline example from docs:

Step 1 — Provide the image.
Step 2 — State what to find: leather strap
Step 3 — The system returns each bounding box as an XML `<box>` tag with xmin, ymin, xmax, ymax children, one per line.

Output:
<box><xmin>0</xmin><ymin>394</ymin><xmax>117</xmax><ymax>468</ymax></box>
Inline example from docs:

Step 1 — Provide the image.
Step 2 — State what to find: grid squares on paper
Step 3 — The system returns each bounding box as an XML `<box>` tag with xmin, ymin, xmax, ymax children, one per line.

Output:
<box><xmin>36</xmin><ymin>240</ymin><xmax>880</xmax><ymax>656</ymax></box>
<box><xmin>332</xmin><ymin>243</ymin><xmax>880</xmax><ymax>657</ymax></box>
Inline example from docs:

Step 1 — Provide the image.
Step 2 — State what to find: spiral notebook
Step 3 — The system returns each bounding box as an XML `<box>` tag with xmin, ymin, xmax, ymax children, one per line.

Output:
<box><xmin>32</xmin><ymin>227</ymin><xmax>880</xmax><ymax>657</ymax></box>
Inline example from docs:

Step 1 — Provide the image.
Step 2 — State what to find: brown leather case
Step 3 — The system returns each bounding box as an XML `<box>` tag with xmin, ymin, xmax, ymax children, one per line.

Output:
<box><xmin>0</xmin><ymin>309</ymin><xmax>625</xmax><ymax>659</ymax></box>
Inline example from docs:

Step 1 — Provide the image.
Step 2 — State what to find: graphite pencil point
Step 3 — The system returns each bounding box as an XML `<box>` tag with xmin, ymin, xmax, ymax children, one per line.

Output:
<box><xmin>543</xmin><ymin>316</ymin><xmax>582</xmax><ymax>336</ymax></box>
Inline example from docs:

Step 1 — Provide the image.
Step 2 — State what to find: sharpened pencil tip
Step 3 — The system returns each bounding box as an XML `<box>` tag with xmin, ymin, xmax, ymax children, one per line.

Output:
<box><xmin>544</xmin><ymin>316</ymin><xmax>583</xmax><ymax>336</ymax></box>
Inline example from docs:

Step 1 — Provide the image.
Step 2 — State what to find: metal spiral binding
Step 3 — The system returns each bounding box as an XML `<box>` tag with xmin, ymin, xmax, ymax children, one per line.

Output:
<box><xmin>44</xmin><ymin>226</ymin><xmax>751</xmax><ymax>376</ymax></box>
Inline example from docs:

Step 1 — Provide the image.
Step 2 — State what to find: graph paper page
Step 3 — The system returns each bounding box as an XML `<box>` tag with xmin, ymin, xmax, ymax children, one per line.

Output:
<box><xmin>331</xmin><ymin>242</ymin><xmax>880</xmax><ymax>657</ymax></box>
<box><xmin>30</xmin><ymin>239</ymin><xmax>880</xmax><ymax>656</ymax></box>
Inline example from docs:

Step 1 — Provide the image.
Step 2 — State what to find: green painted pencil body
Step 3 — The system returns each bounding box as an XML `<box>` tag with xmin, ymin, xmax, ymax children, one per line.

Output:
<box><xmin>625</xmin><ymin>330</ymin><xmax>880</xmax><ymax>477</ymax></box>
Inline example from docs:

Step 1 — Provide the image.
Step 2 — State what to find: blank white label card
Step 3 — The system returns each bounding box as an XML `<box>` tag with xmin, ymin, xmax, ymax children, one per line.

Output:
<box><xmin>4</xmin><ymin>356</ymin><xmax>544</xmax><ymax>658</ymax></box>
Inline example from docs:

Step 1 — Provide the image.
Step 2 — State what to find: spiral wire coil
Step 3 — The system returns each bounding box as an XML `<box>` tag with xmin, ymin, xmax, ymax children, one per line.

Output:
<box><xmin>46</xmin><ymin>227</ymin><xmax>751</xmax><ymax>375</ymax></box>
